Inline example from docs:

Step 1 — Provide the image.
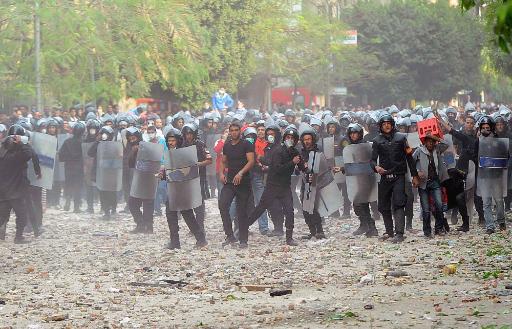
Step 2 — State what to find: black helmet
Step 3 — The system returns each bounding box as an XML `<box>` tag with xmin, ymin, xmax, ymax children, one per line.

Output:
<box><xmin>283</xmin><ymin>126</ymin><xmax>299</xmax><ymax>143</ymax></box>
<box><xmin>8</xmin><ymin>124</ymin><xmax>26</xmax><ymax>136</ymax></box>
<box><xmin>86</xmin><ymin>119</ymin><xmax>101</xmax><ymax>130</ymax></box>
<box><xmin>243</xmin><ymin>127</ymin><xmax>257</xmax><ymax>138</ymax></box>
<box><xmin>284</xmin><ymin>109</ymin><xmax>296</xmax><ymax>117</ymax></box>
<box><xmin>99</xmin><ymin>126</ymin><xmax>114</xmax><ymax>141</ymax></box>
<box><xmin>181</xmin><ymin>123</ymin><xmax>198</xmax><ymax>136</ymax></box>
<box><xmin>17</xmin><ymin>119</ymin><xmax>33</xmax><ymax>131</ymax></box>
<box><xmin>165</xmin><ymin>127</ymin><xmax>183</xmax><ymax>148</ymax></box>
<box><xmin>300</xmin><ymin>126</ymin><xmax>317</xmax><ymax>144</ymax></box>
<box><xmin>478</xmin><ymin>115</ymin><xmax>495</xmax><ymax>132</ymax></box>
<box><xmin>265</xmin><ymin>124</ymin><xmax>282</xmax><ymax>144</ymax></box>
<box><xmin>46</xmin><ymin>118</ymin><xmax>59</xmax><ymax>128</ymax></box>
<box><xmin>378</xmin><ymin>114</ymin><xmax>395</xmax><ymax>131</ymax></box>
<box><xmin>53</xmin><ymin>116</ymin><xmax>64</xmax><ymax>127</ymax></box>
<box><xmin>346</xmin><ymin>123</ymin><xmax>364</xmax><ymax>143</ymax></box>
<box><xmin>125</xmin><ymin>126</ymin><xmax>142</xmax><ymax>142</ymax></box>
<box><xmin>36</xmin><ymin>118</ymin><xmax>48</xmax><ymax>131</ymax></box>
<box><xmin>72</xmin><ymin>122</ymin><xmax>86</xmax><ymax>138</ymax></box>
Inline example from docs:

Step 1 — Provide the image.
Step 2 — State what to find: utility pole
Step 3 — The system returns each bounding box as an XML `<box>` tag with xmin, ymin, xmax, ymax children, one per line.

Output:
<box><xmin>35</xmin><ymin>1</ymin><xmax>42</xmax><ymax>112</ymax></box>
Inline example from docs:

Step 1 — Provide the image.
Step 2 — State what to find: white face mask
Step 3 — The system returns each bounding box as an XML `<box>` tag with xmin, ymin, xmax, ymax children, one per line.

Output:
<box><xmin>284</xmin><ymin>139</ymin><xmax>294</xmax><ymax>148</ymax></box>
<box><xmin>101</xmin><ymin>133</ymin><xmax>108</xmax><ymax>141</ymax></box>
<box><xmin>89</xmin><ymin>128</ymin><xmax>96</xmax><ymax>135</ymax></box>
<box><xmin>267</xmin><ymin>135</ymin><xmax>275</xmax><ymax>144</ymax></box>
<box><xmin>41</xmin><ymin>128</ymin><xmax>47</xmax><ymax>134</ymax></box>
<box><xmin>148</xmin><ymin>133</ymin><xmax>156</xmax><ymax>139</ymax></box>
<box><xmin>20</xmin><ymin>135</ymin><xmax>29</xmax><ymax>144</ymax></box>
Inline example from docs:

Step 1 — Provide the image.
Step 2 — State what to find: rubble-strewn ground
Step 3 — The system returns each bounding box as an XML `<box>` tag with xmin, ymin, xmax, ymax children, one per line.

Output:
<box><xmin>1</xmin><ymin>199</ymin><xmax>512</xmax><ymax>329</ymax></box>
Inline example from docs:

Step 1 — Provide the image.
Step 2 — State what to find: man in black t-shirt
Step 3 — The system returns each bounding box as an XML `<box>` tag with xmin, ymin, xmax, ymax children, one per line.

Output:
<box><xmin>218</xmin><ymin>122</ymin><xmax>255</xmax><ymax>248</ymax></box>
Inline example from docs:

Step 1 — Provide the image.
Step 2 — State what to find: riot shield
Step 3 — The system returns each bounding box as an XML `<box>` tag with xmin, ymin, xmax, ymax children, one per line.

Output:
<box><xmin>407</xmin><ymin>132</ymin><xmax>421</xmax><ymax>149</ymax></box>
<box><xmin>343</xmin><ymin>143</ymin><xmax>378</xmax><ymax>203</ymax></box>
<box><xmin>130</xmin><ymin>142</ymin><xmax>164</xmax><ymax>199</ymax></box>
<box><xmin>120</xmin><ymin>129</ymin><xmax>128</xmax><ymax>148</ymax></box>
<box><xmin>82</xmin><ymin>142</ymin><xmax>95</xmax><ymax>186</ymax></box>
<box><xmin>28</xmin><ymin>132</ymin><xmax>57</xmax><ymax>189</ymax></box>
<box><xmin>442</xmin><ymin>134</ymin><xmax>457</xmax><ymax>169</ymax></box>
<box><xmin>96</xmin><ymin>141</ymin><xmax>123</xmax><ymax>192</ymax></box>
<box><xmin>54</xmin><ymin>133</ymin><xmax>71</xmax><ymax>182</ymax></box>
<box><xmin>334</xmin><ymin>155</ymin><xmax>345</xmax><ymax>183</ymax></box>
<box><xmin>476</xmin><ymin>137</ymin><xmax>508</xmax><ymax>199</ymax></box>
<box><xmin>322</xmin><ymin>136</ymin><xmax>335</xmax><ymax>160</ymax></box>
<box><xmin>302</xmin><ymin>151</ymin><xmax>342</xmax><ymax>216</ymax></box>
<box><xmin>165</xmin><ymin>145</ymin><xmax>202</xmax><ymax>211</ymax></box>
<box><xmin>206</xmin><ymin>134</ymin><xmax>221</xmax><ymax>176</ymax></box>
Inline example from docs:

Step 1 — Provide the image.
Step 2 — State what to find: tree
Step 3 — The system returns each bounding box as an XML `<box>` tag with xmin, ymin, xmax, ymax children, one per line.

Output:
<box><xmin>0</xmin><ymin>0</ymin><xmax>208</xmax><ymax>109</ymax></box>
<box><xmin>343</xmin><ymin>0</ymin><xmax>484</xmax><ymax>105</ymax></box>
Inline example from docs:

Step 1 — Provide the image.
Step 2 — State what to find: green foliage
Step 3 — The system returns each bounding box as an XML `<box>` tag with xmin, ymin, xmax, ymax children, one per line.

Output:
<box><xmin>344</xmin><ymin>0</ymin><xmax>484</xmax><ymax>105</ymax></box>
<box><xmin>0</xmin><ymin>0</ymin><xmax>208</xmax><ymax>108</ymax></box>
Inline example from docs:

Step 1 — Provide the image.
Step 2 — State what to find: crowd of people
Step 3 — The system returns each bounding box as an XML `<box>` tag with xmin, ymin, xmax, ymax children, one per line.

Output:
<box><xmin>1</xmin><ymin>90</ymin><xmax>510</xmax><ymax>249</ymax></box>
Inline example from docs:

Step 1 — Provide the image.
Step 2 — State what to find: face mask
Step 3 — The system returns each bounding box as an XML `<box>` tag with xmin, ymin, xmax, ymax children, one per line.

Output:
<box><xmin>246</xmin><ymin>137</ymin><xmax>254</xmax><ymax>144</ymax></box>
<box><xmin>20</xmin><ymin>136</ymin><xmax>29</xmax><ymax>144</ymax></box>
<box><xmin>148</xmin><ymin>133</ymin><xmax>156</xmax><ymax>139</ymax></box>
<box><xmin>481</xmin><ymin>129</ymin><xmax>491</xmax><ymax>137</ymax></box>
<box><xmin>41</xmin><ymin>128</ymin><xmax>47</xmax><ymax>134</ymax></box>
<box><xmin>267</xmin><ymin>135</ymin><xmax>275</xmax><ymax>144</ymax></box>
<box><xmin>284</xmin><ymin>139</ymin><xmax>294</xmax><ymax>148</ymax></box>
<box><xmin>89</xmin><ymin>128</ymin><xmax>96</xmax><ymax>135</ymax></box>
<box><xmin>101</xmin><ymin>133</ymin><xmax>108</xmax><ymax>141</ymax></box>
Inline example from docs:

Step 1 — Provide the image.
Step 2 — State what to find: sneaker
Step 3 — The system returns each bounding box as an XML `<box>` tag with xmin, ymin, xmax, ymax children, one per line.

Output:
<box><xmin>456</xmin><ymin>226</ymin><xmax>469</xmax><ymax>232</ymax></box>
<box><xmin>379</xmin><ymin>233</ymin><xmax>393</xmax><ymax>241</ymax></box>
<box><xmin>239</xmin><ymin>242</ymin><xmax>248</xmax><ymax>249</ymax></box>
<box><xmin>391</xmin><ymin>235</ymin><xmax>405</xmax><ymax>244</ymax></box>
<box><xmin>499</xmin><ymin>223</ymin><xmax>507</xmax><ymax>231</ymax></box>
<box><xmin>486</xmin><ymin>228</ymin><xmax>495</xmax><ymax>235</ymax></box>
<box><xmin>166</xmin><ymin>241</ymin><xmax>181</xmax><ymax>250</ymax></box>
<box><xmin>301</xmin><ymin>233</ymin><xmax>315</xmax><ymax>240</ymax></box>
<box><xmin>195</xmin><ymin>240</ymin><xmax>208</xmax><ymax>248</ymax></box>
<box><xmin>352</xmin><ymin>226</ymin><xmax>368</xmax><ymax>236</ymax></box>
<box><xmin>268</xmin><ymin>230</ymin><xmax>284</xmax><ymax>237</ymax></box>
<box><xmin>286</xmin><ymin>238</ymin><xmax>298</xmax><ymax>246</ymax></box>
<box><xmin>365</xmin><ymin>228</ymin><xmax>378</xmax><ymax>237</ymax></box>
<box><xmin>315</xmin><ymin>232</ymin><xmax>326</xmax><ymax>239</ymax></box>
<box><xmin>222</xmin><ymin>236</ymin><xmax>237</xmax><ymax>247</ymax></box>
<box><xmin>129</xmin><ymin>225</ymin><xmax>144</xmax><ymax>234</ymax></box>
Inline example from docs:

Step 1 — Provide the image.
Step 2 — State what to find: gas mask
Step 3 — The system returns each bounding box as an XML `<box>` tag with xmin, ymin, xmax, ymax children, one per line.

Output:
<box><xmin>101</xmin><ymin>133</ymin><xmax>109</xmax><ymax>141</ymax></box>
<box><xmin>20</xmin><ymin>136</ymin><xmax>29</xmax><ymax>144</ymax></box>
<box><xmin>41</xmin><ymin>128</ymin><xmax>47</xmax><ymax>134</ymax></box>
<box><xmin>89</xmin><ymin>128</ymin><xmax>96</xmax><ymax>135</ymax></box>
<box><xmin>245</xmin><ymin>137</ymin><xmax>254</xmax><ymax>144</ymax></box>
<box><xmin>267</xmin><ymin>135</ymin><xmax>275</xmax><ymax>144</ymax></box>
<box><xmin>284</xmin><ymin>139</ymin><xmax>294</xmax><ymax>148</ymax></box>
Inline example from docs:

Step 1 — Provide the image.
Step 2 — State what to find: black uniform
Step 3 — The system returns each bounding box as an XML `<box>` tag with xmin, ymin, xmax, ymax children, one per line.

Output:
<box><xmin>88</xmin><ymin>141</ymin><xmax>118</xmax><ymax>217</ymax></box>
<box><xmin>242</xmin><ymin>141</ymin><xmax>298</xmax><ymax>243</ymax></box>
<box><xmin>127</xmin><ymin>144</ymin><xmax>155</xmax><ymax>232</ymax></box>
<box><xmin>25</xmin><ymin>147</ymin><xmax>43</xmax><ymax>232</ymax></box>
<box><xmin>59</xmin><ymin>136</ymin><xmax>84</xmax><ymax>212</ymax></box>
<box><xmin>0</xmin><ymin>140</ymin><xmax>33</xmax><ymax>241</ymax></box>
<box><xmin>370</xmin><ymin>131</ymin><xmax>417</xmax><ymax>238</ymax></box>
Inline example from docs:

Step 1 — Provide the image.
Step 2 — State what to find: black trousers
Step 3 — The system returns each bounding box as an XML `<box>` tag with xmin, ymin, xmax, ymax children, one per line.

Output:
<box><xmin>166</xmin><ymin>202</ymin><xmax>206</xmax><ymax>245</ymax></box>
<box><xmin>194</xmin><ymin>202</ymin><xmax>206</xmax><ymax>234</ymax></box>
<box><xmin>128</xmin><ymin>196</ymin><xmax>154</xmax><ymax>227</ymax></box>
<box><xmin>0</xmin><ymin>198</ymin><xmax>27</xmax><ymax>238</ymax></box>
<box><xmin>378</xmin><ymin>175</ymin><xmax>407</xmax><ymax>236</ymax></box>
<box><xmin>353</xmin><ymin>202</ymin><xmax>375</xmax><ymax>228</ymax></box>
<box><xmin>218</xmin><ymin>182</ymin><xmax>251</xmax><ymax>240</ymax></box>
<box><xmin>86</xmin><ymin>185</ymin><xmax>97</xmax><ymax>210</ymax></box>
<box><xmin>339</xmin><ymin>182</ymin><xmax>351</xmax><ymax>215</ymax></box>
<box><xmin>122</xmin><ymin>168</ymin><xmax>132</xmax><ymax>207</ymax></box>
<box><xmin>99</xmin><ymin>191</ymin><xmax>117</xmax><ymax>213</ymax></box>
<box><xmin>244</xmin><ymin>184</ymin><xmax>294</xmax><ymax>242</ymax></box>
<box><xmin>64</xmin><ymin>177</ymin><xmax>83</xmax><ymax>210</ymax></box>
<box><xmin>47</xmin><ymin>181</ymin><xmax>62</xmax><ymax>206</ymax></box>
<box><xmin>303</xmin><ymin>209</ymin><xmax>323</xmax><ymax>235</ymax></box>
<box><xmin>25</xmin><ymin>186</ymin><xmax>42</xmax><ymax>231</ymax></box>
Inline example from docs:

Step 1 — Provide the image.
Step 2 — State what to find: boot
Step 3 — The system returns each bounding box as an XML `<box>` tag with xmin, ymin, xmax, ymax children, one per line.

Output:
<box><xmin>144</xmin><ymin>222</ymin><xmax>154</xmax><ymax>234</ymax></box>
<box><xmin>222</xmin><ymin>235</ymin><xmax>237</xmax><ymax>247</ymax></box>
<box><xmin>406</xmin><ymin>216</ymin><xmax>413</xmax><ymax>231</ymax></box>
<box><xmin>64</xmin><ymin>200</ymin><xmax>70</xmax><ymax>211</ymax></box>
<box><xmin>102</xmin><ymin>211</ymin><xmax>111</xmax><ymax>220</ymax></box>
<box><xmin>286</xmin><ymin>229</ymin><xmax>298</xmax><ymax>246</ymax></box>
<box><xmin>352</xmin><ymin>220</ymin><xmax>368</xmax><ymax>236</ymax></box>
<box><xmin>129</xmin><ymin>223</ymin><xmax>144</xmax><ymax>234</ymax></box>
<box><xmin>391</xmin><ymin>234</ymin><xmax>405</xmax><ymax>244</ymax></box>
<box><xmin>14</xmin><ymin>235</ymin><xmax>30</xmax><ymax>244</ymax></box>
<box><xmin>87</xmin><ymin>207</ymin><xmax>94</xmax><ymax>214</ymax></box>
<box><xmin>195</xmin><ymin>239</ymin><xmax>208</xmax><ymax>248</ymax></box>
<box><xmin>268</xmin><ymin>230</ymin><xmax>284</xmax><ymax>237</ymax></box>
<box><xmin>315</xmin><ymin>222</ymin><xmax>326</xmax><ymax>239</ymax></box>
<box><xmin>366</xmin><ymin>221</ymin><xmax>378</xmax><ymax>237</ymax></box>
<box><xmin>301</xmin><ymin>223</ymin><xmax>317</xmax><ymax>240</ymax></box>
<box><xmin>167</xmin><ymin>233</ymin><xmax>181</xmax><ymax>250</ymax></box>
